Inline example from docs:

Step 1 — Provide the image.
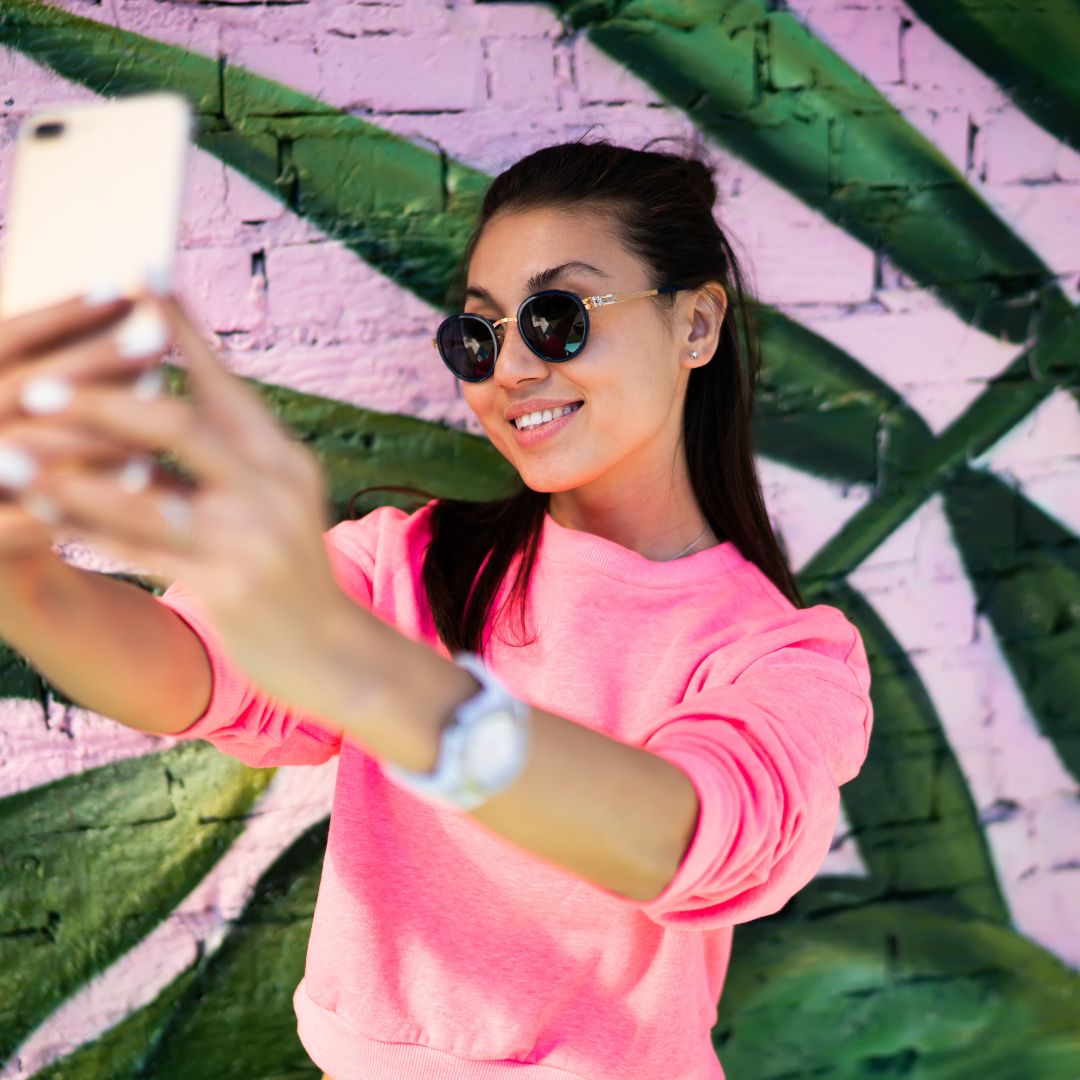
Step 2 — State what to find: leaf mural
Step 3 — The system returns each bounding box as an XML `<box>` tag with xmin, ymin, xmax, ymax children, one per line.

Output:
<box><xmin>799</xmin><ymin>310</ymin><xmax>1080</xmax><ymax>598</ymax></box>
<box><xmin>807</xmin><ymin>584</ymin><xmax>1010</xmax><ymax>926</ymax></box>
<box><xmin>0</xmin><ymin>743</ymin><xmax>273</xmax><ymax>1060</ymax></box>
<box><xmin>714</xmin><ymin>891</ymin><xmax>1080</xmax><ymax>1078</ymax></box>
<box><xmin>906</xmin><ymin>0</ymin><xmax>1080</xmax><ymax>153</ymax></box>
<box><xmin>0</xmin><ymin>0</ymin><xmax>489</xmax><ymax>313</ymax></box>
<box><xmin>752</xmin><ymin>305</ymin><xmax>934</xmax><ymax>486</ymax></box>
<box><xmin>38</xmin><ymin>817</ymin><xmax>329</xmax><ymax>1079</ymax></box>
<box><xmin>497</xmin><ymin>0</ymin><xmax>1074</xmax><ymax>344</ymax></box>
<box><xmin>943</xmin><ymin>464</ymin><xmax>1080</xmax><ymax>783</ymax></box>
<box><xmin>0</xmin><ymin>1</ymin><xmax>1077</xmax><ymax>1077</ymax></box>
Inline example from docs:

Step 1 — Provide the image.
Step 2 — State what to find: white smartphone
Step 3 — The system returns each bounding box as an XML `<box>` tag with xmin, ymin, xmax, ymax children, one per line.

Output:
<box><xmin>0</xmin><ymin>92</ymin><xmax>192</xmax><ymax>319</ymax></box>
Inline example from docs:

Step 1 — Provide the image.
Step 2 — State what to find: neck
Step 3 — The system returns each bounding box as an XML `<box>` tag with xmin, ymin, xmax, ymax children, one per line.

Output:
<box><xmin>547</xmin><ymin>493</ymin><xmax>717</xmax><ymax>563</ymax></box>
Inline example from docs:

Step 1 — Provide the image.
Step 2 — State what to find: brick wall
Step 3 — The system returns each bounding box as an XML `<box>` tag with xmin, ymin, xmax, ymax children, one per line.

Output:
<box><xmin>0</xmin><ymin>1</ymin><xmax>1077</xmax><ymax>1075</ymax></box>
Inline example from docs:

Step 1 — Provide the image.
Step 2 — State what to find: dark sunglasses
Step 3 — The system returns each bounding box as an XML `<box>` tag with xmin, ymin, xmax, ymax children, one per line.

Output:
<box><xmin>433</xmin><ymin>286</ymin><xmax>683</xmax><ymax>382</ymax></box>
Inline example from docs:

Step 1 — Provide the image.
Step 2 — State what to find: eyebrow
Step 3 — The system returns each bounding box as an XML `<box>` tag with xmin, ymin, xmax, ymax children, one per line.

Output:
<box><xmin>463</xmin><ymin>261</ymin><xmax>610</xmax><ymax>307</ymax></box>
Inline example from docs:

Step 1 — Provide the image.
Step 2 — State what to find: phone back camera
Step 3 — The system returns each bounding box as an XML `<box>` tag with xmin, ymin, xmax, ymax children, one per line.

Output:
<box><xmin>33</xmin><ymin>121</ymin><xmax>65</xmax><ymax>139</ymax></box>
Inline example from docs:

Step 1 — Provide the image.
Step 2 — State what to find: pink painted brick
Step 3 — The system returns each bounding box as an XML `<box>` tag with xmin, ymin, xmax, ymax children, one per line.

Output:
<box><xmin>457</xmin><ymin>2</ymin><xmax>562</xmax><ymax>38</ymax></box>
<box><xmin>784</xmin><ymin>5</ymin><xmax>902</xmax><ymax>86</ymax></box>
<box><xmin>1009</xmin><ymin>466</ymin><xmax>1080</xmax><ymax>539</ymax></box>
<box><xmin>978</xmin><ymin>106</ymin><xmax>1080</xmax><ymax>184</ymax></box>
<box><xmin>265</xmin><ymin>241</ymin><xmax>434</xmax><ymax>334</ymax></box>
<box><xmin>724</xmin><ymin>185</ymin><xmax>875</xmax><ymax>304</ymax></box>
<box><xmin>177</xmin><ymin>148</ymin><xmax>229</xmax><ymax>247</ymax></box>
<box><xmin>224</xmin><ymin>165</ymin><xmax>287</xmax><ymax>224</ymax></box>
<box><xmin>0</xmin><ymin>50</ymin><xmax>98</xmax><ymax>113</ymax></box>
<box><xmin>222</xmin><ymin>35</ymin><xmax>322</xmax><ymax>103</ymax></box>
<box><xmin>573</xmin><ymin>39</ymin><xmax>665</xmax><ymax>107</ymax></box>
<box><xmin>979</xmin><ymin>182</ymin><xmax>1080</xmax><ymax>278</ymax></box>
<box><xmin>798</xmin><ymin>306</ymin><xmax>1017</xmax><ymax>392</ymax></box>
<box><xmin>242</xmin><ymin>334</ymin><xmax>456</xmax><ymax>417</ymax></box>
<box><xmin>318</xmin><ymin>35</ymin><xmax>486</xmax><ymax>112</ymax></box>
<box><xmin>486</xmin><ymin>38</ymin><xmax>558</xmax><ymax>111</ymax></box>
<box><xmin>320</xmin><ymin>2</ymin><xmax>455</xmax><ymax>38</ymax></box>
<box><xmin>848</xmin><ymin>557</ymin><xmax>977</xmax><ymax>652</ymax></box>
<box><xmin>175</xmin><ymin>246</ymin><xmax>262</xmax><ymax>332</ymax></box>
<box><xmin>897</xmin><ymin>378</ymin><xmax>995</xmax><ymax>437</ymax></box>
<box><xmin>49</xmin><ymin>0</ymin><xmax>221</xmax><ymax>57</ymax></box>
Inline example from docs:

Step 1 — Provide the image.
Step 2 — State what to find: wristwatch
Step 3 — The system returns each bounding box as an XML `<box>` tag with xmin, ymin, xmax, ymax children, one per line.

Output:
<box><xmin>381</xmin><ymin>651</ymin><xmax>533</xmax><ymax>811</ymax></box>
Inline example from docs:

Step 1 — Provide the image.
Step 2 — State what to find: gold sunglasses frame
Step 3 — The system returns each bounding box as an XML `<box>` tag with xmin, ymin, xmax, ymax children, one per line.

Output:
<box><xmin>430</xmin><ymin>287</ymin><xmax>679</xmax><ymax>354</ymax></box>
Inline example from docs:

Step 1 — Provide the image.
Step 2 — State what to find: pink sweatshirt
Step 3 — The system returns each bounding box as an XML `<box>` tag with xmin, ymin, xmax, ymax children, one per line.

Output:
<box><xmin>155</xmin><ymin>499</ymin><xmax>874</xmax><ymax>1080</ymax></box>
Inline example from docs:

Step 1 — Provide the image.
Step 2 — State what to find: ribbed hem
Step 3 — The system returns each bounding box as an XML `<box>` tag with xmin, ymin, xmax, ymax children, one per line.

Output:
<box><xmin>293</xmin><ymin>979</ymin><xmax>591</xmax><ymax>1080</ymax></box>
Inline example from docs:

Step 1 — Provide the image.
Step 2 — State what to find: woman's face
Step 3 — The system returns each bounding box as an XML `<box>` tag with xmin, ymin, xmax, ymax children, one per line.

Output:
<box><xmin>460</xmin><ymin>206</ymin><xmax>700</xmax><ymax>506</ymax></box>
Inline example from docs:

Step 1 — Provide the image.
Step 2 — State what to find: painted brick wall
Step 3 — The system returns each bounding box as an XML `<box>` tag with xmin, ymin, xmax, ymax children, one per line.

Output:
<box><xmin>0</xmin><ymin>1</ymin><xmax>1077</xmax><ymax>1075</ymax></box>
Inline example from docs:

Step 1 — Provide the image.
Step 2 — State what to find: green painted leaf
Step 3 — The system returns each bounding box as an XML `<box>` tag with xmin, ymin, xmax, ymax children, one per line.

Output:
<box><xmin>799</xmin><ymin>584</ymin><xmax>1009</xmax><ymax>924</ymax></box>
<box><xmin>31</xmin><ymin>959</ymin><xmax>201</xmax><ymax>1080</ymax></box>
<box><xmin>799</xmin><ymin>309</ymin><xmax>1080</xmax><ymax>589</ymax></box>
<box><xmin>906</xmin><ymin>0</ymin><xmax>1080</xmax><ymax>153</ymax></box>
<box><xmin>37</xmin><ymin>817</ymin><xmax>329</xmax><ymax>1079</ymax></box>
<box><xmin>714</xmin><ymin>887</ymin><xmax>1080</xmax><ymax>1078</ymax></box>
<box><xmin>136</xmin><ymin>818</ymin><xmax>328</xmax><ymax>1079</ymax></box>
<box><xmin>245</xmin><ymin>376</ymin><xmax>523</xmax><ymax>516</ymax></box>
<box><xmin>5</xmin><ymin>0</ymin><xmax>1064</xmax><ymax>496</ymax></box>
<box><xmin>516</xmin><ymin>0</ymin><xmax>1073</xmax><ymax>341</ymax></box>
<box><xmin>0</xmin><ymin>639</ymin><xmax>47</xmax><ymax>702</ymax></box>
<box><xmin>0</xmin><ymin>743</ymin><xmax>273</xmax><ymax>1060</ymax></box>
<box><xmin>943</xmin><ymin>464</ymin><xmax>1080</xmax><ymax>785</ymax></box>
<box><xmin>753</xmin><ymin>306</ymin><xmax>933</xmax><ymax>485</ymax></box>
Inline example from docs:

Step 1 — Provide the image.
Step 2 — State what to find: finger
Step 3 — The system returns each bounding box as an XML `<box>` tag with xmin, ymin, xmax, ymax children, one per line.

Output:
<box><xmin>0</xmin><ymin>306</ymin><xmax>169</xmax><ymax>419</ymax></box>
<box><xmin>45</xmin><ymin>519</ymin><xmax>176</xmax><ymax>589</ymax></box>
<box><xmin>22</xmin><ymin>381</ymin><xmax>245</xmax><ymax>489</ymax></box>
<box><xmin>25</xmin><ymin>462</ymin><xmax>198</xmax><ymax>557</ymax></box>
<box><xmin>151</xmin><ymin>293</ymin><xmax>287</xmax><ymax>451</ymax></box>
<box><xmin>0</xmin><ymin>289</ymin><xmax>136</xmax><ymax>367</ymax></box>
<box><xmin>0</xmin><ymin>499</ymin><xmax>54</xmax><ymax>557</ymax></box>
<box><xmin>0</xmin><ymin>417</ymin><xmax>153</xmax><ymax>471</ymax></box>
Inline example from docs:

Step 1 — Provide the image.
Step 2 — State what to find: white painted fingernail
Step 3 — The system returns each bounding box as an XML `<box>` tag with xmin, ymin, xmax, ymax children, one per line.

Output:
<box><xmin>20</xmin><ymin>491</ymin><xmax>62</xmax><ymax>525</ymax></box>
<box><xmin>0</xmin><ymin>444</ymin><xmax>36</xmax><ymax>489</ymax></box>
<box><xmin>20</xmin><ymin>375</ymin><xmax>74</xmax><ymax>415</ymax></box>
<box><xmin>156</xmin><ymin>492</ymin><xmax>193</xmax><ymax>537</ymax></box>
<box><xmin>132</xmin><ymin>367</ymin><xmax>165</xmax><ymax>401</ymax></box>
<box><xmin>142</xmin><ymin>264</ymin><xmax>173</xmax><ymax>296</ymax></box>
<box><xmin>116</xmin><ymin>309</ymin><xmax>168</xmax><ymax>360</ymax></box>
<box><xmin>117</xmin><ymin>456</ymin><xmax>153</xmax><ymax>494</ymax></box>
<box><xmin>83</xmin><ymin>281</ymin><xmax>123</xmax><ymax>306</ymax></box>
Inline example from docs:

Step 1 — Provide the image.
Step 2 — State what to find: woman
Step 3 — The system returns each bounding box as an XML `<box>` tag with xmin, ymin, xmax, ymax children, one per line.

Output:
<box><xmin>0</xmin><ymin>139</ymin><xmax>873</xmax><ymax>1079</ymax></box>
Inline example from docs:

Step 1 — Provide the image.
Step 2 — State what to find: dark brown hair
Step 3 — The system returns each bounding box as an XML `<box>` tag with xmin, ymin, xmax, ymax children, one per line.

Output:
<box><xmin>347</xmin><ymin>136</ymin><xmax>804</xmax><ymax>660</ymax></box>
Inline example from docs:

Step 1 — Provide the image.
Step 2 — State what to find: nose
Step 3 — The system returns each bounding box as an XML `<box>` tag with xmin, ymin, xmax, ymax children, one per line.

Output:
<box><xmin>491</xmin><ymin>318</ymin><xmax>550</xmax><ymax>387</ymax></box>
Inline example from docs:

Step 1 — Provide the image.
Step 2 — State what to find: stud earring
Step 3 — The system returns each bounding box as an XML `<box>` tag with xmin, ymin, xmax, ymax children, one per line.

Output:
<box><xmin>689</xmin><ymin>350</ymin><xmax>699</xmax><ymax>359</ymax></box>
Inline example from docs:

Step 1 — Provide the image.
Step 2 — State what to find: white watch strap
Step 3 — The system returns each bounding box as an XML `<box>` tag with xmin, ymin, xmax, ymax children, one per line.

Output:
<box><xmin>382</xmin><ymin>651</ymin><xmax>532</xmax><ymax>811</ymax></box>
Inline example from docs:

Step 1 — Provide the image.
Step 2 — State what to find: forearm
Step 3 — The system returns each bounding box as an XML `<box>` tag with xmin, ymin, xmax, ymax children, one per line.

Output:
<box><xmin>321</xmin><ymin>606</ymin><xmax>702</xmax><ymax>903</ymax></box>
<box><xmin>0</xmin><ymin>555</ymin><xmax>211</xmax><ymax>735</ymax></box>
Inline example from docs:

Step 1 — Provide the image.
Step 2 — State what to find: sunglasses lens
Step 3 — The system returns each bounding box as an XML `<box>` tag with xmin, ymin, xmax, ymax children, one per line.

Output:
<box><xmin>519</xmin><ymin>293</ymin><xmax>587</xmax><ymax>359</ymax></box>
<box><xmin>437</xmin><ymin>315</ymin><xmax>498</xmax><ymax>381</ymax></box>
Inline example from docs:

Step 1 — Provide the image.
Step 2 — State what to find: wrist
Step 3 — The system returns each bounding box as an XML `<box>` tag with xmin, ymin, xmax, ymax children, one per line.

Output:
<box><xmin>316</xmin><ymin>595</ymin><xmax>475</xmax><ymax>773</ymax></box>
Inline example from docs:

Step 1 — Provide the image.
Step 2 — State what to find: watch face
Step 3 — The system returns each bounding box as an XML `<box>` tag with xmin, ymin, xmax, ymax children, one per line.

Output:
<box><xmin>464</xmin><ymin>711</ymin><xmax>525</xmax><ymax>788</ymax></box>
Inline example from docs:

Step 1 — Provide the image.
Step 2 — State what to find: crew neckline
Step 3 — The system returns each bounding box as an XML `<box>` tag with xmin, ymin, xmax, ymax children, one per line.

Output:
<box><xmin>539</xmin><ymin>510</ymin><xmax>747</xmax><ymax>585</ymax></box>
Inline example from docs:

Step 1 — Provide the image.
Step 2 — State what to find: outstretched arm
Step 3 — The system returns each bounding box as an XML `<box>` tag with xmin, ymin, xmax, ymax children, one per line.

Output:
<box><xmin>309</xmin><ymin>600</ymin><xmax>702</xmax><ymax>904</ymax></box>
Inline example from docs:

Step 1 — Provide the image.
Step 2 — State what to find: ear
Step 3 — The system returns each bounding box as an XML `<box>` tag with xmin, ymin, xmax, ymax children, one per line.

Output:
<box><xmin>683</xmin><ymin>283</ymin><xmax>727</xmax><ymax>369</ymax></box>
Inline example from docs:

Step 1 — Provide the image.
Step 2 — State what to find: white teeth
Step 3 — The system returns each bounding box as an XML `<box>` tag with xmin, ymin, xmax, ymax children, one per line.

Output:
<box><xmin>513</xmin><ymin>403</ymin><xmax>580</xmax><ymax>430</ymax></box>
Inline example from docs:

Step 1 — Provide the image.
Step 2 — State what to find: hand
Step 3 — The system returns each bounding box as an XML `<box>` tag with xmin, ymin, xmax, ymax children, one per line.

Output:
<box><xmin>0</xmin><ymin>287</ymin><xmax>158</xmax><ymax>583</ymax></box>
<box><xmin>14</xmin><ymin>289</ymin><xmax>360</xmax><ymax>715</ymax></box>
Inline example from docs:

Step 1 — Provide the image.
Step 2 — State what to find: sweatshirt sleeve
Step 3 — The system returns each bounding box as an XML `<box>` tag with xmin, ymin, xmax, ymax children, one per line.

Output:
<box><xmin>151</xmin><ymin>515</ymin><xmax>382</xmax><ymax>769</ymax></box>
<box><xmin>631</xmin><ymin>604</ymin><xmax>874</xmax><ymax>930</ymax></box>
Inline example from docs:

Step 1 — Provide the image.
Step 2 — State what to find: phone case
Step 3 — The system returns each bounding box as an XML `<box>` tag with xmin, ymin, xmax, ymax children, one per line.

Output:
<box><xmin>0</xmin><ymin>92</ymin><xmax>192</xmax><ymax>319</ymax></box>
